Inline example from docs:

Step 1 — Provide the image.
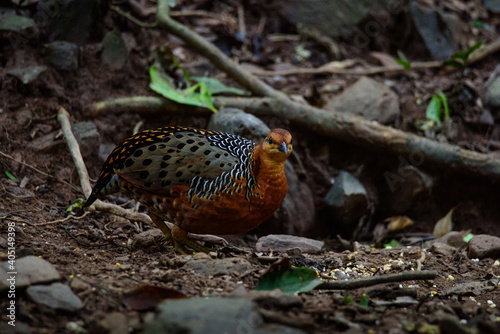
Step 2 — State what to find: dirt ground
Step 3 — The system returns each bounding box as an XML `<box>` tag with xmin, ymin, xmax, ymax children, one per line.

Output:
<box><xmin>1</xmin><ymin>1</ymin><xmax>500</xmax><ymax>333</ymax></box>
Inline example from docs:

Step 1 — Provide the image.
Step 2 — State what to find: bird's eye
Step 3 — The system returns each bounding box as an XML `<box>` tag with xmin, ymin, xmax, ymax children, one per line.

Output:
<box><xmin>268</xmin><ymin>137</ymin><xmax>273</xmax><ymax>145</ymax></box>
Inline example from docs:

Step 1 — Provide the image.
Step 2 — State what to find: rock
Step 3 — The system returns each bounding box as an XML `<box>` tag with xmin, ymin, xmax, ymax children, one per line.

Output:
<box><xmin>437</xmin><ymin>231</ymin><xmax>468</xmax><ymax>248</ymax></box>
<box><xmin>26</xmin><ymin>283</ymin><xmax>83</xmax><ymax>312</ymax></box>
<box><xmin>468</xmin><ymin>234</ymin><xmax>500</xmax><ymax>259</ymax></box>
<box><xmin>98</xmin><ymin>312</ymin><xmax>129</xmax><ymax>334</ymax></box>
<box><xmin>410</xmin><ymin>2</ymin><xmax>459</xmax><ymax>60</ymax></box>
<box><xmin>133</xmin><ymin>229</ymin><xmax>165</xmax><ymax>249</ymax></box>
<box><xmin>208</xmin><ymin>108</ymin><xmax>315</xmax><ymax>235</ymax></box>
<box><xmin>485</xmin><ymin>0</ymin><xmax>500</xmax><ymax>13</ymax></box>
<box><xmin>325</xmin><ymin>77</ymin><xmax>399</xmax><ymax>124</ymax></box>
<box><xmin>72</xmin><ymin>121</ymin><xmax>101</xmax><ymax>158</ymax></box>
<box><xmin>102</xmin><ymin>29</ymin><xmax>129</xmax><ymax>70</ymax></box>
<box><xmin>145</xmin><ymin>297</ymin><xmax>306</xmax><ymax>334</ymax></box>
<box><xmin>0</xmin><ymin>12</ymin><xmax>37</xmax><ymax>33</ymax></box>
<box><xmin>0</xmin><ymin>321</ymin><xmax>32</xmax><ymax>334</ymax></box>
<box><xmin>386</xmin><ymin>166</ymin><xmax>433</xmax><ymax>213</ymax></box>
<box><xmin>429</xmin><ymin>242</ymin><xmax>457</xmax><ymax>257</ymax></box>
<box><xmin>325</xmin><ymin>171</ymin><xmax>368</xmax><ymax>227</ymax></box>
<box><xmin>44</xmin><ymin>41</ymin><xmax>79</xmax><ymax>71</ymax></box>
<box><xmin>208</xmin><ymin>107</ymin><xmax>270</xmax><ymax>139</ymax></box>
<box><xmin>485</xmin><ymin>76</ymin><xmax>500</xmax><ymax>118</ymax></box>
<box><xmin>255</xmin><ymin>235</ymin><xmax>324</xmax><ymax>254</ymax></box>
<box><xmin>0</xmin><ymin>255</ymin><xmax>60</xmax><ymax>291</ymax></box>
<box><xmin>15</xmin><ymin>107</ymin><xmax>33</xmax><ymax>126</ymax></box>
<box><xmin>6</xmin><ymin>66</ymin><xmax>47</xmax><ymax>85</ymax></box>
<box><xmin>280</xmin><ymin>0</ymin><xmax>385</xmax><ymax>39</ymax></box>
<box><xmin>185</xmin><ymin>257</ymin><xmax>252</xmax><ymax>276</ymax></box>
<box><xmin>39</xmin><ymin>0</ymin><xmax>101</xmax><ymax>45</ymax></box>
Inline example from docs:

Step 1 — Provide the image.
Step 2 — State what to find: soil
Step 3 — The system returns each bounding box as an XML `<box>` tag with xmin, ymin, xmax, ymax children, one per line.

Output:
<box><xmin>1</xmin><ymin>1</ymin><xmax>500</xmax><ymax>333</ymax></box>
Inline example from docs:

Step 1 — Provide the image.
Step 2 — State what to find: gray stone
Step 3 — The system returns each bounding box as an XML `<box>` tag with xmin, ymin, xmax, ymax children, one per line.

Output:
<box><xmin>0</xmin><ymin>255</ymin><xmax>60</xmax><ymax>291</ymax></box>
<box><xmin>44</xmin><ymin>41</ymin><xmax>79</xmax><ymax>71</ymax></box>
<box><xmin>145</xmin><ymin>297</ymin><xmax>305</xmax><ymax>334</ymax></box>
<box><xmin>326</xmin><ymin>77</ymin><xmax>399</xmax><ymax>124</ymax></box>
<box><xmin>72</xmin><ymin>121</ymin><xmax>101</xmax><ymax>158</ymax></box>
<box><xmin>208</xmin><ymin>108</ymin><xmax>315</xmax><ymax>235</ymax></box>
<box><xmin>0</xmin><ymin>12</ymin><xmax>37</xmax><ymax>32</ymax></box>
<box><xmin>185</xmin><ymin>257</ymin><xmax>252</xmax><ymax>276</ymax></box>
<box><xmin>208</xmin><ymin>107</ymin><xmax>271</xmax><ymax>139</ymax></box>
<box><xmin>485</xmin><ymin>0</ymin><xmax>500</xmax><ymax>13</ymax></box>
<box><xmin>410</xmin><ymin>2</ymin><xmax>459</xmax><ymax>60</ymax></box>
<box><xmin>280</xmin><ymin>0</ymin><xmax>386</xmax><ymax>39</ymax></box>
<box><xmin>26</xmin><ymin>283</ymin><xmax>83</xmax><ymax>312</ymax></box>
<box><xmin>468</xmin><ymin>234</ymin><xmax>500</xmax><ymax>259</ymax></box>
<box><xmin>102</xmin><ymin>30</ymin><xmax>129</xmax><ymax>70</ymax></box>
<box><xmin>6</xmin><ymin>66</ymin><xmax>47</xmax><ymax>85</ymax></box>
<box><xmin>98</xmin><ymin>312</ymin><xmax>129</xmax><ymax>334</ymax></box>
<box><xmin>485</xmin><ymin>76</ymin><xmax>500</xmax><ymax>113</ymax></box>
<box><xmin>255</xmin><ymin>234</ymin><xmax>324</xmax><ymax>254</ymax></box>
<box><xmin>325</xmin><ymin>171</ymin><xmax>368</xmax><ymax>227</ymax></box>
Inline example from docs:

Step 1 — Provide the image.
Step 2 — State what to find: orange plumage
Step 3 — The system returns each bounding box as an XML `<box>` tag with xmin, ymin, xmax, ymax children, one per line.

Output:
<box><xmin>84</xmin><ymin>126</ymin><xmax>293</xmax><ymax>251</ymax></box>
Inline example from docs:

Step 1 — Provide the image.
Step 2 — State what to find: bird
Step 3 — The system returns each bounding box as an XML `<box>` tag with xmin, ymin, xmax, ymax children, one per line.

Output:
<box><xmin>83</xmin><ymin>126</ymin><xmax>293</xmax><ymax>252</ymax></box>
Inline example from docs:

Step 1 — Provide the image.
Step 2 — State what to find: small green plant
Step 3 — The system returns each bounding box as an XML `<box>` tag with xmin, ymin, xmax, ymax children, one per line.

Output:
<box><xmin>66</xmin><ymin>198</ymin><xmax>84</xmax><ymax>213</ymax></box>
<box><xmin>420</xmin><ymin>92</ymin><xmax>450</xmax><ymax>130</ymax></box>
<box><xmin>443</xmin><ymin>41</ymin><xmax>484</xmax><ymax>71</ymax></box>
<box><xmin>5</xmin><ymin>171</ymin><xmax>16</xmax><ymax>180</ymax></box>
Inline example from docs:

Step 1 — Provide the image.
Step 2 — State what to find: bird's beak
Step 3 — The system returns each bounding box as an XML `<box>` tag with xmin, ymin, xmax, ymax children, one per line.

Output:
<box><xmin>277</xmin><ymin>142</ymin><xmax>288</xmax><ymax>155</ymax></box>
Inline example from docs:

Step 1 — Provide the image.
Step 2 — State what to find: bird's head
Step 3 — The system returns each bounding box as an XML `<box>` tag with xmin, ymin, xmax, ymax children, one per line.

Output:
<box><xmin>261</xmin><ymin>128</ymin><xmax>293</xmax><ymax>163</ymax></box>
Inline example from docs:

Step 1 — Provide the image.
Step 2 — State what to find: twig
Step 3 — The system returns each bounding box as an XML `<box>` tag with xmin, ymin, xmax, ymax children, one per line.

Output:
<box><xmin>0</xmin><ymin>150</ymin><xmax>79</xmax><ymax>192</ymax></box>
<box><xmin>316</xmin><ymin>270</ymin><xmax>437</xmax><ymax>290</ymax></box>
<box><xmin>30</xmin><ymin>211</ymin><xmax>92</xmax><ymax>226</ymax></box>
<box><xmin>57</xmin><ymin>107</ymin><xmax>92</xmax><ymax>198</ymax></box>
<box><xmin>111</xmin><ymin>5</ymin><xmax>157</xmax><ymax>28</ymax></box>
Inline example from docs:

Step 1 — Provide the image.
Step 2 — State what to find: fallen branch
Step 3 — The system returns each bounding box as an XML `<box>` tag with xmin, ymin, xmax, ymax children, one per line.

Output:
<box><xmin>88</xmin><ymin>95</ymin><xmax>500</xmax><ymax>180</ymax></box>
<box><xmin>316</xmin><ymin>270</ymin><xmax>437</xmax><ymax>290</ymax></box>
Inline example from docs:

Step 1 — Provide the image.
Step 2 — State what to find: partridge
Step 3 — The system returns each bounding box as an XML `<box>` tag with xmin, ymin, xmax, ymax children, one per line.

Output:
<box><xmin>84</xmin><ymin>126</ymin><xmax>293</xmax><ymax>252</ymax></box>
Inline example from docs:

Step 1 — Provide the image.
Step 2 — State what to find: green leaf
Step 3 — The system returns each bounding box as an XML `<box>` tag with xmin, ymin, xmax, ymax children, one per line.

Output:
<box><xmin>451</xmin><ymin>41</ymin><xmax>484</xmax><ymax>61</ymax></box>
<box><xmin>463</xmin><ymin>233</ymin><xmax>474</xmax><ymax>243</ymax></box>
<box><xmin>149</xmin><ymin>65</ymin><xmax>217</xmax><ymax>112</ymax></box>
<box><xmin>437</xmin><ymin>93</ymin><xmax>449</xmax><ymax>120</ymax></box>
<box><xmin>443</xmin><ymin>59</ymin><xmax>464</xmax><ymax>69</ymax></box>
<box><xmin>396</xmin><ymin>50</ymin><xmax>411</xmax><ymax>71</ymax></box>
<box><xmin>256</xmin><ymin>266</ymin><xmax>323</xmax><ymax>295</ymax></box>
<box><xmin>192</xmin><ymin>76</ymin><xmax>250</xmax><ymax>96</ymax></box>
<box><xmin>344</xmin><ymin>295</ymin><xmax>353</xmax><ymax>304</ymax></box>
<box><xmin>395</xmin><ymin>59</ymin><xmax>411</xmax><ymax>71</ymax></box>
<box><xmin>66</xmin><ymin>198</ymin><xmax>84</xmax><ymax>213</ymax></box>
<box><xmin>426</xmin><ymin>95</ymin><xmax>442</xmax><ymax>125</ymax></box>
<box><xmin>360</xmin><ymin>293</ymin><xmax>369</xmax><ymax>307</ymax></box>
<box><xmin>383</xmin><ymin>239</ymin><xmax>401</xmax><ymax>249</ymax></box>
<box><xmin>5</xmin><ymin>171</ymin><xmax>16</xmax><ymax>180</ymax></box>
<box><xmin>472</xmin><ymin>20</ymin><xmax>485</xmax><ymax>28</ymax></box>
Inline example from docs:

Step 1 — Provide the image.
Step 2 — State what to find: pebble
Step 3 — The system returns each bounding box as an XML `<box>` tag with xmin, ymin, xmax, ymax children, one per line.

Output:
<box><xmin>255</xmin><ymin>234</ymin><xmax>324</xmax><ymax>254</ymax></box>
<box><xmin>145</xmin><ymin>297</ymin><xmax>306</xmax><ymax>334</ymax></box>
<box><xmin>468</xmin><ymin>234</ymin><xmax>500</xmax><ymax>259</ymax></box>
<box><xmin>0</xmin><ymin>255</ymin><xmax>60</xmax><ymax>291</ymax></box>
<box><xmin>185</xmin><ymin>257</ymin><xmax>252</xmax><ymax>276</ymax></box>
<box><xmin>26</xmin><ymin>282</ymin><xmax>83</xmax><ymax>312</ymax></box>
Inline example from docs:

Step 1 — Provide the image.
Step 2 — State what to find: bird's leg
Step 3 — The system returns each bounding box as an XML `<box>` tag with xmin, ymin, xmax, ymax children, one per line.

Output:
<box><xmin>148</xmin><ymin>212</ymin><xmax>173</xmax><ymax>243</ymax></box>
<box><xmin>171</xmin><ymin>225</ymin><xmax>210</xmax><ymax>254</ymax></box>
<box><xmin>149</xmin><ymin>212</ymin><xmax>209</xmax><ymax>253</ymax></box>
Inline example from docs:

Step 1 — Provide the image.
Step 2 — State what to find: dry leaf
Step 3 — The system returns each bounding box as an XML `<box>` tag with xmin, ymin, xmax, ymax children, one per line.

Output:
<box><xmin>433</xmin><ymin>208</ymin><xmax>454</xmax><ymax>238</ymax></box>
